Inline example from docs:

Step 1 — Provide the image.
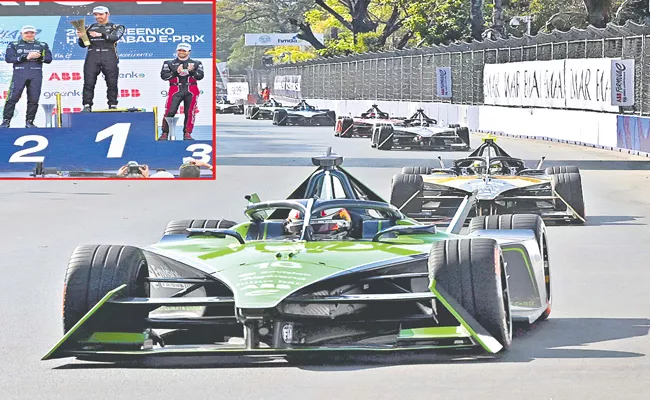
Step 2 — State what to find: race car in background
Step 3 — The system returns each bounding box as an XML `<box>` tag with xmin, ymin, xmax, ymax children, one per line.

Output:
<box><xmin>245</xmin><ymin>98</ymin><xmax>287</xmax><ymax>120</ymax></box>
<box><xmin>216</xmin><ymin>99</ymin><xmax>244</xmax><ymax>114</ymax></box>
<box><xmin>389</xmin><ymin>136</ymin><xmax>586</xmax><ymax>225</ymax></box>
<box><xmin>272</xmin><ymin>99</ymin><xmax>336</xmax><ymax>126</ymax></box>
<box><xmin>335</xmin><ymin>104</ymin><xmax>406</xmax><ymax>138</ymax></box>
<box><xmin>370</xmin><ymin>109</ymin><xmax>470</xmax><ymax>151</ymax></box>
<box><xmin>42</xmin><ymin>148</ymin><xmax>553</xmax><ymax>363</ymax></box>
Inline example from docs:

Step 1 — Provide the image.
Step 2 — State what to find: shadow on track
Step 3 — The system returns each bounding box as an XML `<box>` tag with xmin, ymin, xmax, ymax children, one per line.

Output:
<box><xmin>51</xmin><ymin>318</ymin><xmax>648</xmax><ymax>371</ymax></box>
<box><xmin>583</xmin><ymin>215</ymin><xmax>646</xmax><ymax>226</ymax></box>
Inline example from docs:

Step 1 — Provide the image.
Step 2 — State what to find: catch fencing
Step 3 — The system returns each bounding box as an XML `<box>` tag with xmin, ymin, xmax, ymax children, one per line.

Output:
<box><xmin>251</xmin><ymin>21</ymin><xmax>650</xmax><ymax>115</ymax></box>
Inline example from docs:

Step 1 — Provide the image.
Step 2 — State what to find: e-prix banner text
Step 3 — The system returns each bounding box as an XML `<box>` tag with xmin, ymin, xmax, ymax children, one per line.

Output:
<box><xmin>0</xmin><ymin>13</ymin><xmax>213</xmax><ymax>128</ymax></box>
<box><xmin>482</xmin><ymin>58</ymin><xmax>632</xmax><ymax>112</ymax></box>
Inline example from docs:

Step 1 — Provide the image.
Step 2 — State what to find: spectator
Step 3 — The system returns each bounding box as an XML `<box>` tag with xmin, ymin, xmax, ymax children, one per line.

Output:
<box><xmin>179</xmin><ymin>158</ymin><xmax>212</xmax><ymax>178</ymax></box>
<box><xmin>117</xmin><ymin>161</ymin><xmax>149</xmax><ymax>178</ymax></box>
<box><xmin>262</xmin><ymin>86</ymin><xmax>270</xmax><ymax>101</ymax></box>
<box><xmin>150</xmin><ymin>169</ymin><xmax>175</xmax><ymax>178</ymax></box>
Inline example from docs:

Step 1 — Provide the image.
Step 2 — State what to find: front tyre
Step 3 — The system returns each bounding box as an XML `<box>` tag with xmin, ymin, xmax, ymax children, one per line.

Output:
<box><xmin>468</xmin><ymin>214</ymin><xmax>551</xmax><ymax>320</ymax></box>
<box><xmin>429</xmin><ymin>238</ymin><xmax>512</xmax><ymax>350</ymax></box>
<box><xmin>63</xmin><ymin>245</ymin><xmax>150</xmax><ymax>333</ymax></box>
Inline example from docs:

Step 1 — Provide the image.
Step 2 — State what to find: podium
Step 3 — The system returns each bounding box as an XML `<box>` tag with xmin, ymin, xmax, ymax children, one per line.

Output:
<box><xmin>0</xmin><ymin>110</ymin><xmax>213</xmax><ymax>173</ymax></box>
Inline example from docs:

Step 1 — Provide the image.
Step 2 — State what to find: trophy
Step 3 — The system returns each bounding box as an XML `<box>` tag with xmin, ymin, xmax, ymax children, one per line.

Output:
<box><xmin>70</xmin><ymin>19</ymin><xmax>90</xmax><ymax>47</ymax></box>
<box><xmin>165</xmin><ymin>116</ymin><xmax>180</xmax><ymax>141</ymax></box>
<box><xmin>41</xmin><ymin>104</ymin><xmax>55</xmax><ymax>128</ymax></box>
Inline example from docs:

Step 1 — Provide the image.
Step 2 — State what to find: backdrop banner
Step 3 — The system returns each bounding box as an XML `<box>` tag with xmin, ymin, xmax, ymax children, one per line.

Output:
<box><xmin>0</xmin><ymin>11</ymin><xmax>213</xmax><ymax>129</ymax></box>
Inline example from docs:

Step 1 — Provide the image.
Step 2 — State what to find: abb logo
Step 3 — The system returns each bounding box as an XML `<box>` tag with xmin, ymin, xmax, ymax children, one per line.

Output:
<box><xmin>0</xmin><ymin>90</ymin><xmax>9</xmax><ymax>99</ymax></box>
<box><xmin>49</xmin><ymin>72</ymin><xmax>82</xmax><ymax>81</ymax></box>
<box><xmin>52</xmin><ymin>107</ymin><xmax>82</xmax><ymax>114</ymax></box>
<box><xmin>120</xmin><ymin>89</ymin><xmax>141</xmax><ymax>98</ymax></box>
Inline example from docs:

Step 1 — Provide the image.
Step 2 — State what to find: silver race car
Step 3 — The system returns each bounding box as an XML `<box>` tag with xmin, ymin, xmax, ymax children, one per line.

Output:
<box><xmin>245</xmin><ymin>98</ymin><xmax>287</xmax><ymax>120</ymax></box>
<box><xmin>272</xmin><ymin>100</ymin><xmax>337</xmax><ymax>126</ymax></box>
<box><xmin>370</xmin><ymin>109</ymin><xmax>470</xmax><ymax>151</ymax></box>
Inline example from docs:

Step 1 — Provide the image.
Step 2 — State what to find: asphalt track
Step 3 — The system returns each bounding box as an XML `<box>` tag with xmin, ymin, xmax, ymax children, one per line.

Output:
<box><xmin>1</xmin><ymin>114</ymin><xmax>649</xmax><ymax>399</ymax></box>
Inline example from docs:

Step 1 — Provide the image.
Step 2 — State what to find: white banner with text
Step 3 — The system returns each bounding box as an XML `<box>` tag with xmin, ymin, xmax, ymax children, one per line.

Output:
<box><xmin>483</xmin><ymin>58</ymin><xmax>632</xmax><ymax>112</ymax></box>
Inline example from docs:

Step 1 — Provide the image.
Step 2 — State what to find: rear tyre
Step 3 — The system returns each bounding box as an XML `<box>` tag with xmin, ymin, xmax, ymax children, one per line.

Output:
<box><xmin>401</xmin><ymin>166</ymin><xmax>432</xmax><ymax>175</ymax></box>
<box><xmin>552</xmin><ymin>172</ymin><xmax>585</xmax><ymax>222</ymax></box>
<box><xmin>428</xmin><ymin>238</ymin><xmax>512</xmax><ymax>350</ymax></box>
<box><xmin>325</xmin><ymin>110</ymin><xmax>337</xmax><ymax>126</ymax></box>
<box><xmin>545</xmin><ymin>166</ymin><xmax>579</xmax><ymax>175</ymax></box>
<box><xmin>389</xmin><ymin>173</ymin><xmax>423</xmax><ymax>215</ymax></box>
<box><xmin>63</xmin><ymin>245</ymin><xmax>150</xmax><ymax>333</ymax></box>
<box><xmin>455</xmin><ymin>127</ymin><xmax>471</xmax><ymax>149</ymax></box>
<box><xmin>249</xmin><ymin>106</ymin><xmax>260</xmax><ymax>120</ymax></box>
<box><xmin>163</xmin><ymin>219</ymin><xmax>237</xmax><ymax>236</ymax></box>
<box><xmin>272</xmin><ymin>109</ymin><xmax>288</xmax><ymax>126</ymax></box>
<box><xmin>336</xmin><ymin>117</ymin><xmax>353</xmax><ymax>137</ymax></box>
<box><xmin>376</xmin><ymin>125</ymin><xmax>394</xmax><ymax>150</ymax></box>
<box><xmin>468</xmin><ymin>214</ymin><xmax>551</xmax><ymax>320</ymax></box>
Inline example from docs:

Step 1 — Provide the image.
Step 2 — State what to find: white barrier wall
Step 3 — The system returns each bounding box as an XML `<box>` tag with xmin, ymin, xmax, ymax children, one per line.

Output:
<box><xmin>298</xmin><ymin>98</ymin><xmax>619</xmax><ymax>148</ymax></box>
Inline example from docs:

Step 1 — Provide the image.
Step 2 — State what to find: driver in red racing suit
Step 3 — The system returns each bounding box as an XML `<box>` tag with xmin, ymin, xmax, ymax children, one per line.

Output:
<box><xmin>159</xmin><ymin>43</ymin><xmax>204</xmax><ymax>140</ymax></box>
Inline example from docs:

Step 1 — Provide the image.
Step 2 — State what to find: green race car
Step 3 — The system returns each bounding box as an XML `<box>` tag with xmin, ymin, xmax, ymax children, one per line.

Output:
<box><xmin>43</xmin><ymin>150</ymin><xmax>552</xmax><ymax>363</ymax></box>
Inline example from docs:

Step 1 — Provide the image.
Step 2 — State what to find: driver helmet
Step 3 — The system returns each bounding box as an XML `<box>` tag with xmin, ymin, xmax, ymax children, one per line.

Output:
<box><xmin>286</xmin><ymin>208</ymin><xmax>352</xmax><ymax>239</ymax></box>
<box><xmin>489</xmin><ymin>160</ymin><xmax>503</xmax><ymax>175</ymax></box>
<box><xmin>472</xmin><ymin>160</ymin><xmax>486</xmax><ymax>175</ymax></box>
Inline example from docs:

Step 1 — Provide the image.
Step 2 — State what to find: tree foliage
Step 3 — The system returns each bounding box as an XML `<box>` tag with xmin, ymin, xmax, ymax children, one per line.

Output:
<box><xmin>217</xmin><ymin>0</ymin><xmax>646</xmax><ymax>69</ymax></box>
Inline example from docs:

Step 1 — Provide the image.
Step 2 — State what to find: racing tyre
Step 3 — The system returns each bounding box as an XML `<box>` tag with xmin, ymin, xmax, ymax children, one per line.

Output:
<box><xmin>336</xmin><ymin>117</ymin><xmax>354</xmax><ymax>137</ymax></box>
<box><xmin>468</xmin><ymin>214</ymin><xmax>552</xmax><ymax>320</ymax></box>
<box><xmin>545</xmin><ymin>166</ymin><xmax>579</xmax><ymax>175</ymax></box>
<box><xmin>552</xmin><ymin>172</ymin><xmax>585</xmax><ymax>222</ymax></box>
<box><xmin>429</xmin><ymin>238</ymin><xmax>512</xmax><ymax>350</ymax></box>
<box><xmin>163</xmin><ymin>219</ymin><xmax>238</xmax><ymax>236</ymax></box>
<box><xmin>249</xmin><ymin>106</ymin><xmax>260</xmax><ymax>120</ymax></box>
<box><xmin>63</xmin><ymin>245</ymin><xmax>150</xmax><ymax>333</ymax></box>
<box><xmin>273</xmin><ymin>109</ymin><xmax>288</xmax><ymax>126</ymax></box>
<box><xmin>375</xmin><ymin>125</ymin><xmax>394</xmax><ymax>150</ymax></box>
<box><xmin>389</xmin><ymin>173</ymin><xmax>423</xmax><ymax>215</ymax></box>
<box><xmin>325</xmin><ymin>111</ymin><xmax>337</xmax><ymax>126</ymax></box>
<box><xmin>455</xmin><ymin>127</ymin><xmax>471</xmax><ymax>149</ymax></box>
<box><xmin>401</xmin><ymin>166</ymin><xmax>432</xmax><ymax>175</ymax></box>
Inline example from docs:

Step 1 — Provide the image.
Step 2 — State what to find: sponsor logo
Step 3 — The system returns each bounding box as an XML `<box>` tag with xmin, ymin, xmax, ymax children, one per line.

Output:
<box><xmin>49</xmin><ymin>72</ymin><xmax>82</xmax><ymax>81</ymax></box>
<box><xmin>119</xmin><ymin>89</ymin><xmax>142</xmax><ymax>98</ymax></box>
<box><xmin>282</xmin><ymin>324</ymin><xmax>293</xmax><ymax>343</ymax></box>
<box><xmin>614</xmin><ymin>62</ymin><xmax>628</xmax><ymax>103</ymax></box>
<box><xmin>258</xmin><ymin>35</ymin><xmax>271</xmax><ymax>44</ymax></box>
<box><xmin>119</xmin><ymin>72</ymin><xmax>145</xmax><ymax>79</ymax></box>
<box><xmin>52</xmin><ymin>107</ymin><xmax>83</xmax><ymax>114</ymax></box>
<box><xmin>43</xmin><ymin>90</ymin><xmax>81</xmax><ymax>99</ymax></box>
<box><xmin>277</xmin><ymin>35</ymin><xmax>300</xmax><ymax>44</ymax></box>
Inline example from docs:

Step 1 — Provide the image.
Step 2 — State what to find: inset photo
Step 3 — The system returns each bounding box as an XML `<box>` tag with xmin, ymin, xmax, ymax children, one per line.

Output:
<box><xmin>0</xmin><ymin>1</ymin><xmax>215</xmax><ymax>179</ymax></box>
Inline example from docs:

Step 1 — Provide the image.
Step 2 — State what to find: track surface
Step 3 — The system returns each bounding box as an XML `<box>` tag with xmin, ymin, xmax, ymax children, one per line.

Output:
<box><xmin>1</xmin><ymin>114</ymin><xmax>649</xmax><ymax>399</ymax></box>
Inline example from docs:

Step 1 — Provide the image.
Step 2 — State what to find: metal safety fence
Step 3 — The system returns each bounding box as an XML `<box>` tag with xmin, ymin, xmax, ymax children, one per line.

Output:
<box><xmin>249</xmin><ymin>21</ymin><xmax>650</xmax><ymax>115</ymax></box>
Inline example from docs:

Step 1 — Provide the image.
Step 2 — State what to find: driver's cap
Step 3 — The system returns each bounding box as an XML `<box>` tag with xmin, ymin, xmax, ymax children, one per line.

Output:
<box><xmin>93</xmin><ymin>6</ymin><xmax>109</xmax><ymax>14</ymax></box>
<box><xmin>21</xmin><ymin>25</ymin><xmax>36</xmax><ymax>33</ymax></box>
<box><xmin>176</xmin><ymin>43</ymin><xmax>192</xmax><ymax>51</ymax></box>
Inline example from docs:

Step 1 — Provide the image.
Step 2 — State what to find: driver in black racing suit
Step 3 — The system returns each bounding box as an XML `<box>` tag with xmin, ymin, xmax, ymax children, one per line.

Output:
<box><xmin>76</xmin><ymin>5</ymin><xmax>125</xmax><ymax>112</ymax></box>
